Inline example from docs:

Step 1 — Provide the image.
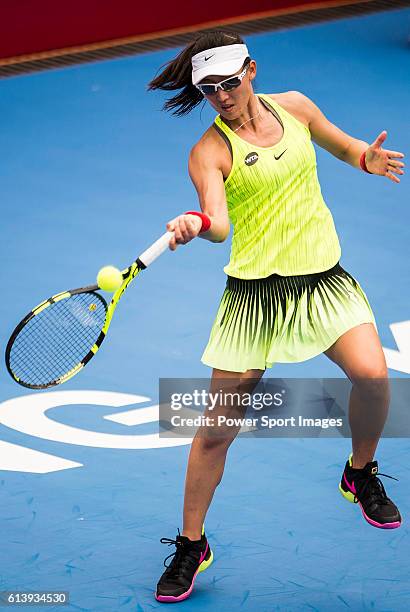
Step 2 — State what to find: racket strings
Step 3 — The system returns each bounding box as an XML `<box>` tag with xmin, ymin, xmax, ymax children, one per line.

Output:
<box><xmin>9</xmin><ymin>293</ymin><xmax>107</xmax><ymax>387</ymax></box>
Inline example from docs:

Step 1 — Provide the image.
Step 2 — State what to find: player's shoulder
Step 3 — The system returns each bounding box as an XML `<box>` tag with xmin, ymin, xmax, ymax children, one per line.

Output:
<box><xmin>189</xmin><ymin>124</ymin><xmax>226</xmax><ymax>167</ymax></box>
<box><xmin>266</xmin><ymin>91</ymin><xmax>316</xmax><ymax>126</ymax></box>
<box><xmin>267</xmin><ymin>90</ymin><xmax>312</xmax><ymax>106</ymax></box>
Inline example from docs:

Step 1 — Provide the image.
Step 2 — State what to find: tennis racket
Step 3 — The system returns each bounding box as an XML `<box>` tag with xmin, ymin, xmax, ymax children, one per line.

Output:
<box><xmin>5</xmin><ymin>231</ymin><xmax>174</xmax><ymax>389</ymax></box>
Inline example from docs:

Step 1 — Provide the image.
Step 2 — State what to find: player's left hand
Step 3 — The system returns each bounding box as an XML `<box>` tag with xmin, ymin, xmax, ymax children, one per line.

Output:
<box><xmin>365</xmin><ymin>131</ymin><xmax>405</xmax><ymax>183</ymax></box>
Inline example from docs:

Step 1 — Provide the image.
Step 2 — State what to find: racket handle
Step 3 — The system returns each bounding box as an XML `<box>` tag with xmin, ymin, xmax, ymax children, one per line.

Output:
<box><xmin>138</xmin><ymin>231</ymin><xmax>174</xmax><ymax>267</ymax></box>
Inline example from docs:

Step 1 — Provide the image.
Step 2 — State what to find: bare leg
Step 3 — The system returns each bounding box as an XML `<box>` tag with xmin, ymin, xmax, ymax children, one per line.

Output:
<box><xmin>324</xmin><ymin>323</ymin><xmax>389</xmax><ymax>468</ymax></box>
<box><xmin>182</xmin><ymin>368</ymin><xmax>264</xmax><ymax>540</ymax></box>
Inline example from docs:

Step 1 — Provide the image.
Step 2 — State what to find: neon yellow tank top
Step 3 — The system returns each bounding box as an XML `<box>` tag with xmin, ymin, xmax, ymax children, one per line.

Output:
<box><xmin>214</xmin><ymin>93</ymin><xmax>341</xmax><ymax>279</ymax></box>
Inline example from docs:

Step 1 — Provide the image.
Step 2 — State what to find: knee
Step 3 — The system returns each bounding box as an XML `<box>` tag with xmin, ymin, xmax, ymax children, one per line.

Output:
<box><xmin>349</xmin><ymin>360</ymin><xmax>390</xmax><ymax>400</ymax></box>
<box><xmin>349</xmin><ymin>363</ymin><xmax>388</xmax><ymax>385</ymax></box>
<box><xmin>197</xmin><ymin>432</ymin><xmax>234</xmax><ymax>454</ymax></box>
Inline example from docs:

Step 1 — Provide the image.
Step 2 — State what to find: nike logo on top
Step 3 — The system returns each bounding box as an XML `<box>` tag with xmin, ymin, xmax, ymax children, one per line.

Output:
<box><xmin>204</xmin><ymin>55</ymin><xmax>214</xmax><ymax>61</ymax></box>
<box><xmin>274</xmin><ymin>149</ymin><xmax>287</xmax><ymax>160</ymax></box>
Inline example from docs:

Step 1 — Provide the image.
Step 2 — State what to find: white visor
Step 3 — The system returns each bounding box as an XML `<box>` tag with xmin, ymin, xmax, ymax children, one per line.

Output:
<box><xmin>191</xmin><ymin>43</ymin><xmax>249</xmax><ymax>86</ymax></box>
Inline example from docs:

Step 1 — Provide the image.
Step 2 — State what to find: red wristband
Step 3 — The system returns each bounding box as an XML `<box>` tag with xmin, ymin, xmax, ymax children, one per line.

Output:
<box><xmin>184</xmin><ymin>211</ymin><xmax>211</xmax><ymax>233</ymax></box>
<box><xmin>360</xmin><ymin>151</ymin><xmax>372</xmax><ymax>174</ymax></box>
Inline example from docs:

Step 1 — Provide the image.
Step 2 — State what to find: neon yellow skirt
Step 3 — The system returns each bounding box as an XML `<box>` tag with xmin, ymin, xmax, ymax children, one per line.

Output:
<box><xmin>201</xmin><ymin>262</ymin><xmax>376</xmax><ymax>373</ymax></box>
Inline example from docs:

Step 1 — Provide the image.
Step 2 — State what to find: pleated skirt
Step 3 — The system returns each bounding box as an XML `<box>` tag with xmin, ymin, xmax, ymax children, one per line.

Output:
<box><xmin>201</xmin><ymin>262</ymin><xmax>376</xmax><ymax>373</ymax></box>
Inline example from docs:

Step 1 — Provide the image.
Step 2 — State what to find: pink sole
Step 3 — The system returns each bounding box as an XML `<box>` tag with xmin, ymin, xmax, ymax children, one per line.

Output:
<box><xmin>155</xmin><ymin>592</ymin><xmax>192</xmax><ymax>603</ymax></box>
<box><xmin>155</xmin><ymin>574</ymin><xmax>196</xmax><ymax>603</ymax></box>
<box><xmin>341</xmin><ymin>477</ymin><xmax>401</xmax><ymax>530</ymax></box>
<box><xmin>155</xmin><ymin>544</ymin><xmax>210</xmax><ymax>603</ymax></box>
<box><xmin>360</xmin><ymin>502</ymin><xmax>401</xmax><ymax>529</ymax></box>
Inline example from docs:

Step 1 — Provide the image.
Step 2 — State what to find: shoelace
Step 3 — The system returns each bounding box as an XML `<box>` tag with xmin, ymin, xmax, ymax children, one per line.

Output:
<box><xmin>354</xmin><ymin>471</ymin><xmax>398</xmax><ymax>506</ymax></box>
<box><xmin>160</xmin><ymin>529</ymin><xmax>200</xmax><ymax>577</ymax></box>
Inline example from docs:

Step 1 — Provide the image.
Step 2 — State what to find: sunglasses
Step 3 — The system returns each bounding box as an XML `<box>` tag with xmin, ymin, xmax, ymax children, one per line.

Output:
<box><xmin>195</xmin><ymin>66</ymin><xmax>248</xmax><ymax>96</ymax></box>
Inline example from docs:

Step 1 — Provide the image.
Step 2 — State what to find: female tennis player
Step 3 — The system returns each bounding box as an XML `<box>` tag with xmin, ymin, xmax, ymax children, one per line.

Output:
<box><xmin>148</xmin><ymin>31</ymin><xmax>405</xmax><ymax>603</ymax></box>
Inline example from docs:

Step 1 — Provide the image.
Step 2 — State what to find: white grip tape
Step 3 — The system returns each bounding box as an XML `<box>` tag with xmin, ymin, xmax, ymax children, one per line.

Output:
<box><xmin>138</xmin><ymin>231</ymin><xmax>174</xmax><ymax>267</ymax></box>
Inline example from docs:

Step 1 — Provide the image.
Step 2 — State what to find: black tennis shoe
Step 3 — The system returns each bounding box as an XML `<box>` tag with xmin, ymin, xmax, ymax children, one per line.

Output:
<box><xmin>155</xmin><ymin>528</ymin><xmax>213</xmax><ymax>603</ymax></box>
<box><xmin>339</xmin><ymin>454</ymin><xmax>401</xmax><ymax>529</ymax></box>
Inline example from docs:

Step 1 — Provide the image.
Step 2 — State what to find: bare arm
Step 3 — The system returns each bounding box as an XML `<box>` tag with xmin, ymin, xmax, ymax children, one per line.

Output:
<box><xmin>283</xmin><ymin>91</ymin><xmax>405</xmax><ymax>183</ymax></box>
<box><xmin>167</xmin><ymin>137</ymin><xmax>230</xmax><ymax>250</ymax></box>
<box><xmin>187</xmin><ymin>140</ymin><xmax>230</xmax><ymax>242</ymax></box>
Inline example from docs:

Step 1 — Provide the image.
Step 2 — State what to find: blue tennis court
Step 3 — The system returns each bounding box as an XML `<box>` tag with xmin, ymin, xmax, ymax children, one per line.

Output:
<box><xmin>1</xmin><ymin>8</ymin><xmax>409</xmax><ymax>611</ymax></box>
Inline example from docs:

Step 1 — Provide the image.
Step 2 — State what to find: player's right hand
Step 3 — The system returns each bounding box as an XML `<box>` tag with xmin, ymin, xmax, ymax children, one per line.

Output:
<box><xmin>167</xmin><ymin>214</ymin><xmax>203</xmax><ymax>251</ymax></box>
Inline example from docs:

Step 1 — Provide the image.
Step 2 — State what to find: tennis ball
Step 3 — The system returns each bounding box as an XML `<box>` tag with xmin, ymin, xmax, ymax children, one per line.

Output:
<box><xmin>97</xmin><ymin>265</ymin><xmax>123</xmax><ymax>292</ymax></box>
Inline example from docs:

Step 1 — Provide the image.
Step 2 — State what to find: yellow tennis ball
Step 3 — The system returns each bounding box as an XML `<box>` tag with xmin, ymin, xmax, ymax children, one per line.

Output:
<box><xmin>97</xmin><ymin>265</ymin><xmax>123</xmax><ymax>292</ymax></box>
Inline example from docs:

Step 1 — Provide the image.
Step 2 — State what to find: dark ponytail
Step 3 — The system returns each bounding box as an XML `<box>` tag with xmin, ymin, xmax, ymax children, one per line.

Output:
<box><xmin>148</xmin><ymin>31</ymin><xmax>247</xmax><ymax>116</ymax></box>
